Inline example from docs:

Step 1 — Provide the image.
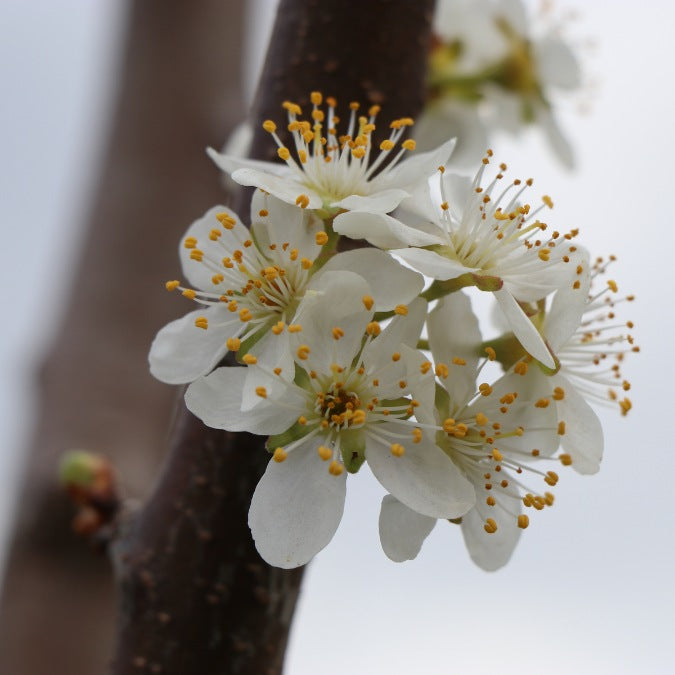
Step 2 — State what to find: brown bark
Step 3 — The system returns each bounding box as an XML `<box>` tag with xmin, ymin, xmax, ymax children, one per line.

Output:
<box><xmin>0</xmin><ymin>2</ymin><xmax>245</xmax><ymax>674</ymax></box>
<box><xmin>110</xmin><ymin>2</ymin><xmax>436</xmax><ymax>674</ymax></box>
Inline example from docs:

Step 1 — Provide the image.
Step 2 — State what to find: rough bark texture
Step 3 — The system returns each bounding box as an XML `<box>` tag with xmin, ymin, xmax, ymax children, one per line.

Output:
<box><xmin>0</xmin><ymin>2</ymin><xmax>245</xmax><ymax>674</ymax></box>
<box><xmin>110</xmin><ymin>1</ymin><xmax>435</xmax><ymax>674</ymax></box>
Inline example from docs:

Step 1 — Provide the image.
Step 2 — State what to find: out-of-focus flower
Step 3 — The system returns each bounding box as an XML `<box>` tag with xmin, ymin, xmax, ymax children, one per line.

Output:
<box><xmin>419</xmin><ymin>0</ymin><xmax>583</xmax><ymax>167</ymax></box>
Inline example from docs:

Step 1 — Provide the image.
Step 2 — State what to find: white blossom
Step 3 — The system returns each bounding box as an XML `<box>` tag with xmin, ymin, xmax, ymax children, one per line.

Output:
<box><xmin>335</xmin><ymin>154</ymin><xmax>578</xmax><ymax>367</ymax></box>
<box><xmin>185</xmin><ymin>273</ymin><xmax>474</xmax><ymax>568</ymax></box>
<box><xmin>149</xmin><ymin>192</ymin><xmax>423</xmax><ymax>384</ymax></box>
<box><xmin>207</xmin><ymin>91</ymin><xmax>456</xmax><ymax>215</ymax></box>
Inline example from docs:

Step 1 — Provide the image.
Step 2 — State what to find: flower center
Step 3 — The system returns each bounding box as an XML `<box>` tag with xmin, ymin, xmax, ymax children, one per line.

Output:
<box><xmin>261</xmin><ymin>91</ymin><xmax>417</xmax><ymax>207</ymax></box>
<box><xmin>316</xmin><ymin>386</ymin><xmax>364</xmax><ymax>429</ymax></box>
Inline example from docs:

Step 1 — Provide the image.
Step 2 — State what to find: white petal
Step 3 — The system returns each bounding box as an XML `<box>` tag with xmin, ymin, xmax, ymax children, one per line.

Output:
<box><xmin>292</xmin><ymin>271</ymin><xmax>371</xmax><ymax>374</ymax></box>
<box><xmin>379</xmin><ymin>495</ymin><xmax>436</xmax><ymax>562</ymax></box>
<box><xmin>399</xmin><ymin>345</ymin><xmax>436</xmax><ymax>426</ymax></box>
<box><xmin>321</xmin><ymin>249</ymin><xmax>424</xmax><ymax>311</ymax></box>
<box><xmin>366</xmin><ymin>432</ymin><xmax>475</xmax><ymax>519</ymax></box>
<box><xmin>493</xmin><ymin>288</ymin><xmax>555</xmax><ymax>368</ymax></box>
<box><xmin>179</xmin><ymin>205</ymin><xmax>244</xmax><ymax>290</ymax></box>
<box><xmin>392</xmin><ymin>247</ymin><xmax>473</xmax><ymax>280</ymax></box>
<box><xmin>185</xmin><ymin>368</ymin><xmax>301</xmax><ymax>435</ymax></box>
<box><xmin>333</xmin><ymin>211</ymin><xmax>442</xmax><ymax>249</ymax></box>
<box><xmin>250</xmin><ymin>191</ymin><xmax>323</xmax><ymax>260</ymax></box>
<box><xmin>496</xmin><ymin>0</ymin><xmax>528</xmax><ymax>35</ymax></box>
<box><xmin>248</xmin><ymin>442</ymin><xmax>347</xmax><ymax>568</ymax></box>
<box><xmin>556</xmin><ymin>374</ymin><xmax>603</xmax><ymax>475</ymax></box>
<box><xmin>545</xmin><ymin>249</ymin><xmax>591</xmax><ymax>352</ymax></box>
<box><xmin>148</xmin><ymin>305</ymin><xmax>237</xmax><ymax>384</ymax></box>
<box><xmin>536</xmin><ymin>35</ymin><xmax>582</xmax><ymax>90</ymax></box>
<box><xmin>206</xmin><ymin>146</ymin><xmax>289</xmax><ymax>177</ymax></box>
<box><xmin>374</xmin><ymin>138</ymin><xmax>457</xmax><ymax>192</ymax></box>
<box><xmin>333</xmin><ymin>189</ymin><xmax>410</xmax><ymax>213</ymax></box>
<box><xmin>428</xmin><ymin>292</ymin><xmax>481</xmax><ymax>405</ymax></box>
<box><xmin>537</xmin><ymin>107</ymin><xmax>575</xmax><ymax>169</ymax></box>
<box><xmin>441</xmin><ymin>173</ymin><xmax>473</xmax><ymax>223</ymax></box>
<box><xmin>460</xmin><ymin>496</ymin><xmax>522</xmax><ymax>571</ymax></box>
<box><xmin>230</xmin><ymin>168</ymin><xmax>323</xmax><ymax>209</ymax></box>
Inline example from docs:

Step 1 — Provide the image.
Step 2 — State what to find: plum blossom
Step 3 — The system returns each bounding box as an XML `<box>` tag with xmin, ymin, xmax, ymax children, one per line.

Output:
<box><xmin>185</xmin><ymin>272</ymin><xmax>474</xmax><ymax>568</ymax></box>
<box><xmin>379</xmin><ymin>292</ymin><xmax>565</xmax><ymax>571</ymax></box>
<box><xmin>335</xmin><ymin>153</ymin><xmax>578</xmax><ymax>368</ymax></box>
<box><xmin>207</xmin><ymin>91</ymin><xmax>456</xmax><ymax>215</ymax></box>
<box><xmin>149</xmin><ymin>191</ymin><xmax>423</xmax><ymax>384</ymax></box>
<box><xmin>419</xmin><ymin>0</ymin><xmax>583</xmax><ymax>167</ymax></box>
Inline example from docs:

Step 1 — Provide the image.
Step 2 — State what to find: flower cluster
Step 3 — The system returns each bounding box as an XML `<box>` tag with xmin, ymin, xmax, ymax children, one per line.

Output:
<box><xmin>417</xmin><ymin>0</ymin><xmax>584</xmax><ymax>168</ymax></box>
<box><xmin>149</xmin><ymin>93</ymin><xmax>635</xmax><ymax>571</ymax></box>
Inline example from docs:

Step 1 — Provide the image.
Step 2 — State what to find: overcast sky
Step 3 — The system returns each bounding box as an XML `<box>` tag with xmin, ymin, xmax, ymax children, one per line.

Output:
<box><xmin>1</xmin><ymin>1</ymin><xmax>674</xmax><ymax>673</ymax></box>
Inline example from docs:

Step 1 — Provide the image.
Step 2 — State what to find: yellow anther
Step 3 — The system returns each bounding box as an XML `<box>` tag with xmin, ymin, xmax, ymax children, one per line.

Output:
<box><xmin>165</xmin><ymin>280</ymin><xmax>180</xmax><ymax>291</ymax></box>
<box><xmin>255</xmin><ymin>386</ymin><xmax>267</xmax><ymax>398</ymax></box>
<box><xmin>552</xmin><ymin>386</ymin><xmax>565</xmax><ymax>400</ymax></box>
<box><xmin>560</xmin><ymin>454</ymin><xmax>573</xmax><ymax>466</ymax></box>
<box><xmin>182</xmin><ymin>289</ymin><xmax>196</xmax><ymax>299</ymax></box>
<box><xmin>368</xmin><ymin>104</ymin><xmax>380</xmax><ymax>116</ymax></box>
<box><xmin>315</xmin><ymin>231</ymin><xmax>329</xmax><ymax>245</ymax></box>
<box><xmin>262</xmin><ymin>120</ymin><xmax>277</xmax><ymax>133</ymax></box>
<box><xmin>545</xmin><ymin>471</ymin><xmax>559</xmax><ymax>486</ymax></box>
<box><xmin>226</xmin><ymin>337</ymin><xmax>241</xmax><ymax>351</ymax></box>
<box><xmin>486</xmin><ymin>496</ymin><xmax>496</xmax><ymax>507</ymax></box>
<box><xmin>479</xmin><ymin>383</ymin><xmax>493</xmax><ymax>396</ymax></box>
<box><xmin>435</xmin><ymin>363</ymin><xmax>449</xmax><ymax>378</ymax></box>
<box><xmin>288</xmin><ymin>324</ymin><xmax>302</xmax><ymax>333</ymax></box>
<box><xmin>331</xmin><ymin>327</ymin><xmax>344</xmax><ymax>340</ymax></box>
<box><xmin>352</xmin><ymin>147</ymin><xmax>366</xmax><ymax>159</ymax></box>
<box><xmin>398</xmin><ymin>380</ymin><xmax>407</xmax><ymax>389</ymax></box>
<box><xmin>475</xmin><ymin>412</ymin><xmax>488</xmax><ymax>426</ymax></box>
<box><xmin>535</xmin><ymin>398</ymin><xmax>550</xmax><ymax>408</ymax></box>
<box><xmin>492</xmin><ymin>448</ymin><xmax>503</xmax><ymax>462</ymax></box>
<box><xmin>608</xmin><ymin>279</ymin><xmax>618</xmax><ymax>292</ymax></box>
<box><xmin>401</xmin><ymin>139</ymin><xmax>416</xmax><ymax>151</ymax></box>
<box><xmin>297</xmin><ymin>416</ymin><xmax>307</xmax><ymax>426</ymax></box>
<box><xmin>326</xmin><ymin>96</ymin><xmax>337</xmax><ymax>108</ymax></box>
<box><xmin>298</xmin><ymin>149</ymin><xmax>307</xmax><ymax>164</ymax></box>
<box><xmin>183</xmin><ymin>236</ymin><xmax>198</xmax><ymax>249</ymax></box>
<box><xmin>211</xmin><ymin>274</ymin><xmax>224</xmax><ymax>285</ymax></box>
<box><xmin>282</xmin><ymin>100</ymin><xmax>303</xmax><ymax>115</ymax></box>
<box><xmin>310</xmin><ymin>91</ymin><xmax>322</xmax><ymax>105</ymax></box>
<box><xmin>296</xmin><ymin>345</ymin><xmax>311</xmax><ymax>360</ymax></box>
<box><xmin>390</xmin><ymin>443</ymin><xmax>405</xmax><ymax>457</ymax></box>
<box><xmin>542</xmin><ymin>195</ymin><xmax>554</xmax><ymax>208</ymax></box>
<box><xmin>517</xmin><ymin>514</ymin><xmax>530</xmax><ymax>529</ymax></box>
<box><xmin>351</xmin><ymin>410</ymin><xmax>366</xmax><ymax>426</ymax></box>
<box><xmin>227</xmin><ymin>300</ymin><xmax>238</xmax><ymax>312</ymax></box>
<box><xmin>329</xmin><ymin>460</ymin><xmax>344</xmax><ymax>476</ymax></box>
<box><xmin>557</xmin><ymin>421</ymin><xmax>566</xmax><ymax>435</ymax></box>
<box><xmin>514</xmin><ymin>361</ymin><xmax>528</xmax><ymax>375</ymax></box>
<box><xmin>484</xmin><ymin>518</ymin><xmax>498</xmax><ymax>534</ymax></box>
<box><xmin>620</xmin><ymin>398</ymin><xmax>632</xmax><ymax>416</ymax></box>
<box><xmin>349</xmin><ymin>101</ymin><xmax>360</xmax><ymax>110</ymax></box>
<box><xmin>362</xmin><ymin>295</ymin><xmax>374</xmax><ymax>310</ymax></box>
<box><xmin>452</xmin><ymin>357</ymin><xmax>466</xmax><ymax>366</ymax></box>
<box><xmin>242</xmin><ymin>354</ymin><xmax>257</xmax><ymax>365</ymax></box>
<box><xmin>277</xmin><ymin>147</ymin><xmax>291</xmax><ymax>161</ymax></box>
<box><xmin>194</xmin><ymin>316</ymin><xmax>208</xmax><ymax>330</ymax></box>
<box><xmin>420</xmin><ymin>361</ymin><xmax>432</xmax><ymax>374</ymax></box>
<box><xmin>318</xmin><ymin>445</ymin><xmax>332</xmax><ymax>461</ymax></box>
<box><xmin>209</xmin><ymin>229</ymin><xmax>222</xmax><ymax>241</ymax></box>
<box><xmin>295</xmin><ymin>194</ymin><xmax>310</xmax><ymax>209</ymax></box>
<box><xmin>268</xmin><ymin>447</ymin><xmax>289</xmax><ymax>465</ymax></box>
<box><xmin>301</xmin><ymin>257</ymin><xmax>312</xmax><ymax>269</ymax></box>
<box><xmin>394</xmin><ymin>304</ymin><xmax>408</xmax><ymax>316</ymax></box>
<box><xmin>380</xmin><ymin>139</ymin><xmax>394</xmax><ymax>151</ymax></box>
<box><xmin>442</xmin><ymin>418</ymin><xmax>455</xmax><ymax>433</ymax></box>
<box><xmin>485</xmin><ymin>347</ymin><xmax>497</xmax><ymax>361</ymax></box>
<box><xmin>391</xmin><ymin>352</ymin><xmax>401</xmax><ymax>362</ymax></box>
<box><xmin>366</xmin><ymin>321</ymin><xmax>381</xmax><ymax>336</ymax></box>
<box><xmin>190</xmin><ymin>250</ymin><xmax>203</xmax><ymax>261</ymax></box>
<box><xmin>239</xmin><ymin>308</ymin><xmax>252</xmax><ymax>322</ymax></box>
<box><xmin>412</xmin><ymin>428</ymin><xmax>422</xmax><ymax>444</ymax></box>
<box><xmin>273</xmin><ymin>367</ymin><xmax>282</xmax><ymax>376</ymax></box>
<box><xmin>538</xmin><ymin>249</ymin><xmax>551</xmax><ymax>262</ymax></box>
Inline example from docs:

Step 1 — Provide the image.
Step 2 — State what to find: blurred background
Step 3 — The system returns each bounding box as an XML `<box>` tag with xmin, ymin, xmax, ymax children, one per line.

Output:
<box><xmin>1</xmin><ymin>0</ymin><xmax>673</xmax><ymax>673</ymax></box>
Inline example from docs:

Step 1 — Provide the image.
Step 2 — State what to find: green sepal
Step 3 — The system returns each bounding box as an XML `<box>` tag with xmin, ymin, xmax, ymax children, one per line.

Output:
<box><xmin>434</xmin><ymin>383</ymin><xmax>451</xmax><ymax>420</ymax></box>
<box><xmin>266</xmin><ymin>420</ymin><xmax>313</xmax><ymax>453</ymax></box>
<box><xmin>339</xmin><ymin>429</ymin><xmax>366</xmax><ymax>473</ymax></box>
<box><xmin>236</xmin><ymin>322</ymin><xmax>271</xmax><ymax>361</ymax></box>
